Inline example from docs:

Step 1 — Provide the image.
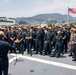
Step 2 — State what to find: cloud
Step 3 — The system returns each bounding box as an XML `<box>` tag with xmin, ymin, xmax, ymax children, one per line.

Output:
<box><xmin>69</xmin><ymin>0</ymin><xmax>76</xmax><ymax>7</ymax></box>
<box><xmin>1</xmin><ymin>0</ymin><xmax>11</xmax><ymax>2</ymax></box>
<box><xmin>29</xmin><ymin>0</ymin><xmax>68</xmax><ymax>15</ymax></box>
<box><xmin>0</xmin><ymin>0</ymin><xmax>76</xmax><ymax>17</ymax></box>
<box><xmin>0</xmin><ymin>0</ymin><xmax>69</xmax><ymax>17</ymax></box>
<box><xmin>31</xmin><ymin>0</ymin><xmax>76</xmax><ymax>16</ymax></box>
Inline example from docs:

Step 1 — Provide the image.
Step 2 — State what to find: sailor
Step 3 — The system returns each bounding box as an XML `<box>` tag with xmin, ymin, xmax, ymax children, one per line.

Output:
<box><xmin>35</xmin><ymin>27</ymin><xmax>43</xmax><ymax>55</ymax></box>
<box><xmin>68</xmin><ymin>28</ymin><xmax>75</xmax><ymax>56</ymax></box>
<box><xmin>14</xmin><ymin>28</ymin><xmax>24</xmax><ymax>55</ymax></box>
<box><xmin>30</xmin><ymin>27</ymin><xmax>36</xmax><ymax>51</ymax></box>
<box><xmin>44</xmin><ymin>27</ymin><xmax>54</xmax><ymax>55</ymax></box>
<box><xmin>53</xmin><ymin>31</ymin><xmax>63</xmax><ymax>58</ymax></box>
<box><xmin>26</xmin><ymin>30</ymin><xmax>33</xmax><ymax>56</ymax></box>
<box><xmin>62</xmin><ymin>27</ymin><xmax>68</xmax><ymax>53</ymax></box>
<box><xmin>71</xmin><ymin>29</ymin><xmax>76</xmax><ymax>61</ymax></box>
<box><xmin>9</xmin><ymin>26</ymin><xmax>17</xmax><ymax>53</ymax></box>
<box><xmin>0</xmin><ymin>31</ymin><xmax>15</xmax><ymax>75</ymax></box>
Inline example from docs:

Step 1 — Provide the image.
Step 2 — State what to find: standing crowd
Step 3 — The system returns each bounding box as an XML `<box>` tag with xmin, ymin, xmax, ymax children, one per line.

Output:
<box><xmin>0</xmin><ymin>25</ymin><xmax>76</xmax><ymax>60</ymax></box>
<box><xmin>0</xmin><ymin>25</ymin><xmax>76</xmax><ymax>75</ymax></box>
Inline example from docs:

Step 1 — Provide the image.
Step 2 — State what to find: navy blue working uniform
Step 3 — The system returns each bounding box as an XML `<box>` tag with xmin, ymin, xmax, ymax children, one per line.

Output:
<box><xmin>9</xmin><ymin>31</ymin><xmax>17</xmax><ymax>45</ymax></box>
<box><xmin>22</xmin><ymin>31</ymin><xmax>26</xmax><ymax>51</ymax></box>
<box><xmin>30</xmin><ymin>29</ymin><xmax>36</xmax><ymax>51</ymax></box>
<box><xmin>44</xmin><ymin>31</ymin><xmax>54</xmax><ymax>55</ymax></box>
<box><xmin>54</xmin><ymin>35</ymin><xmax>63</xmax><ymax>58</ymax></box>
<box><xmin>62</xmin><ymin>30</ymin><xmax>68</xmax><ymax>53</ymax></box>
<box><xmin>41</xmin><ymin>29</ymin><xmax>45</xmax><ymax>51</ymax></box>
<box><xmin>6</xmin><ymin>31</ymin><xmax>11</xmax><ymax>42</ymax></box>
<box><xmin>0</xmin><ymin>40</ymin><xmax>15</xmax><ymax>75</ymax></box>
<box><xmin>4</xmin><ymin>31</ymin><xmax>8</xmax><ymax>42</ymax></box>
<box><xmin>52</xmin><ymin>29</ymin><xmax>58</xmax><ymax>47</ymax></box>
<box><xmin>35</xmin><ymin>31</ymin><xmax>43</xmax><ymax>54</ymax></box>
<box><xmin>26</xmin><ymin>31</ymin><xmax>32</xmax><ymax>56</ymax></box>
<box><xmin>67</xmin><ymin>30</ymin><xmax>71</xmax><ymax>43</ymax></box>
<box><xmin>8</xmin><ymin>31</ymin><xmax>17</xmax><ymax>53</ymax></box>
<box><xmin>14</xmin><ymin>31</ymin><xmax>24</xmax><ymax>54</ymax></box>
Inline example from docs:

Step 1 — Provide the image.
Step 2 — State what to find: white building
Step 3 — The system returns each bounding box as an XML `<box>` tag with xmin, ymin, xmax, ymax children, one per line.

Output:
<box><xmin>41</xmin><ymin>22</ymin><xmax>48</xmax><ymax>27</ymax></box>
<box><xmin>0</xmin><ymin>17</ymin><xmax>15</xmax><ymax>27</ymax></box>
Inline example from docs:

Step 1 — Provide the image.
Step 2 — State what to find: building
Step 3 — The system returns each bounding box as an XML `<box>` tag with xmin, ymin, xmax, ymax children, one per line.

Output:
<box><xmin>41</xmin><ymin>22</ymin><xmax>48</xmax><ymax>27</ymax></box>
<box><xmin>0</xmin><ymin>17</ymin><xmax>15</xmax><ymax>27</ymax></box>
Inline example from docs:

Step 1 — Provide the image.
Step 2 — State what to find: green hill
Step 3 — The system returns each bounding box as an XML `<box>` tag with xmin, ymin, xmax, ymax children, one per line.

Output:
<box><xmin>16</xmin><ymin>13</ymin><xmax>76</xmax><ymax>24</ymax></box>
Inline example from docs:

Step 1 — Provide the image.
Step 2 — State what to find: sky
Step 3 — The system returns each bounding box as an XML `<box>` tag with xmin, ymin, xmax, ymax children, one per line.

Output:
<box><xmin>0</xmin><ymin>0</ymin><xmax>76</xmax><ymax>17</ymax></box>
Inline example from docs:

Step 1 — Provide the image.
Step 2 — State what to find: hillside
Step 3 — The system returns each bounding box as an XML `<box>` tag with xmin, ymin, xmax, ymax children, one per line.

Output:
<box><xmin>15</xmin><ymin>13</ymin><xmax>76</xmax><ymax>24</ymax></box>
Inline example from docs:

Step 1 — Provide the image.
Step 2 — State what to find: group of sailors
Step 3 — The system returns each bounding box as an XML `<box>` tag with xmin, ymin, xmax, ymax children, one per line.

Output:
<box><xmin>0</xmin><ymin>25</ymin><xmax>76</xmax><ymax>60</ymax></box>
<box><xmin>0</xmin><ymin>25</ymin><xmax>76</xmax><ymax>75</ymax></box>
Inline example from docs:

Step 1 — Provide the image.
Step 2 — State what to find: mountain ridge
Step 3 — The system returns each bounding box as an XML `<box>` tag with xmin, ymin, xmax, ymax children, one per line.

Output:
<box><xmin>15</xmin><ymin>13</ymin><xmax>76</xmax><ymax>24</ymax></box>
